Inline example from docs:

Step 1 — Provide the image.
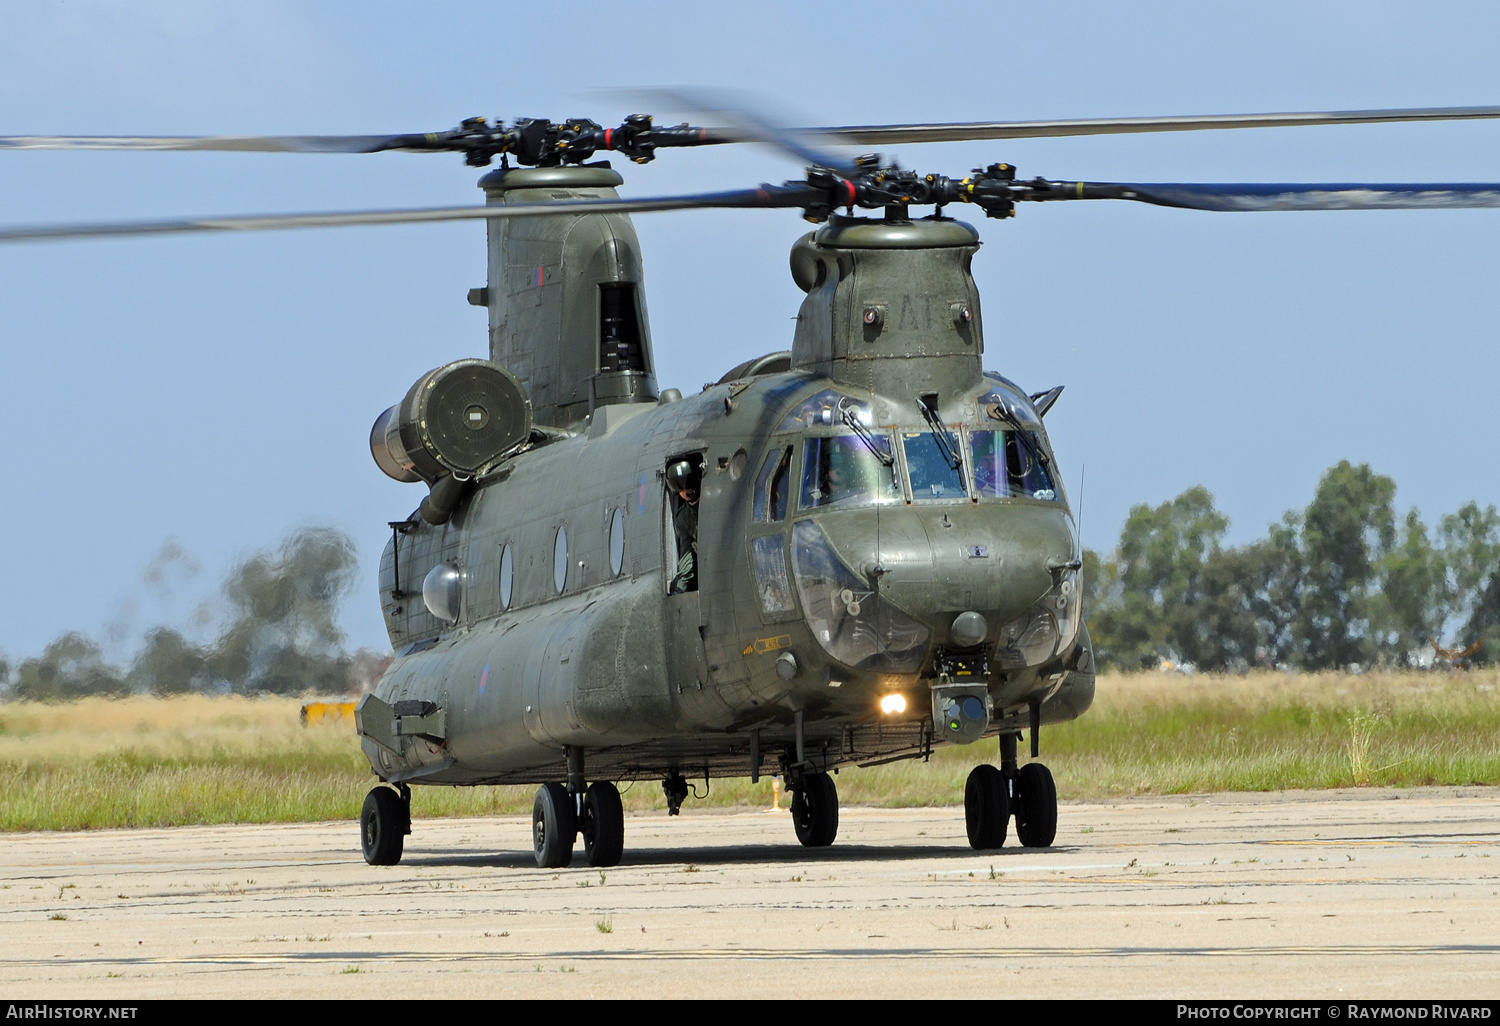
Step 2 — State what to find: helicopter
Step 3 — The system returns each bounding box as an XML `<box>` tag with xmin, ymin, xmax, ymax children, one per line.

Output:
<box><xmin>6</xmin><ymin>100</ymin><xmax>1500</xmax><ymax>869</ymax></box>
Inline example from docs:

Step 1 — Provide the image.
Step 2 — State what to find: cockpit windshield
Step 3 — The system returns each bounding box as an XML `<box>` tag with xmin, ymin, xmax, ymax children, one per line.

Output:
<box><xmin>970</xmin><ymin>429</ymin><xmax>1058</xmax><ymax>501</ymax></box>
<box><xmin>799</xmin><ymin>434</ymin><xmax>901</xmax><ymax>510</ymax></box>
<box><xmin>901</xmin><ymin>431</ymin><xmax>967</xmax><ymax>500</ymax></box>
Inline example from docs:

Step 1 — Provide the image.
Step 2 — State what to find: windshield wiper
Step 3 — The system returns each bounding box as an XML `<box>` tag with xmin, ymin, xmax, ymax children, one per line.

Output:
<box><xmin>841</xmin><ymin>407</ymin><xmax>894</xmax><ymax>467</ymax></box>
<box><xmin>985</xmin><ymin>397</ymin><xmax>1050</xmax><ymax>469</ymax></box>
<box><xmin>917</xmin><ymin>395</ymin><xmax>963</xmax><ymax>471</ymax></box>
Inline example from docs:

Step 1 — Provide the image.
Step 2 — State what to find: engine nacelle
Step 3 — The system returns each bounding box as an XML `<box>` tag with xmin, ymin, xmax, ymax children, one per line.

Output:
<box><xmin>371</xmin><ymin>359</ymin><xmax>532</xmax><ymax>485</ymax></box>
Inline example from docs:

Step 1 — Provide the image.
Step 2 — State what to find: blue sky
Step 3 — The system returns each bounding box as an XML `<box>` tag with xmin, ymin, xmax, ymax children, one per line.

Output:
<box><xmin>3</xmin><ymin>0</ymin><xmax>1499</xmax><ymax>660</ymax></box>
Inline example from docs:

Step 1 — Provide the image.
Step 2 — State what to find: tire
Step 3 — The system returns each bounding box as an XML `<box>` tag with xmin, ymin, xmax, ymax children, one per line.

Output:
<box><xmin>1014</xmin><ymin>762</ymin><xmax>1058</xmax><ymax>848</ymax></box>
<box><xmin>533</xmin><ymin>782</ymin><xmax>576</xmax><ymax>868</ymax></box>
<box><xmin>965</xmin><ymin>764</ymin><xmax>1009</xmax><ymax>850</ymax></box>
<box><xmin>360</xmin><ymin>787</ymin><xmax>407</xmax><ymax>866</ymax></box>
<box><xmin>791</xmin><ymin>771</ymin><xmax>839</xmax><ymax>847</ymax></box>
<box><xmin>582</xmin><ymin>781</ymin><xmax>624</xmax><ymax>868</ymax></box>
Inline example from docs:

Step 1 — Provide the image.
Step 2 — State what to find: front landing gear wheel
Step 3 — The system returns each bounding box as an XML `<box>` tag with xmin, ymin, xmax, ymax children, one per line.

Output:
<box><xmin>533</xmin><ymin>782</ymin><xmax>576</xmax><ymax>868</ymax></box>
<box><xmin>361</xmin><ymin>786</ymin><xmax>408</xmax><ymax>866</ymax></box>
<box><xmin>965</xmin><ymin>765</ymin><xmax>1009</xmax><ymax>849</ymax></box>
<box><xmin>1014</xmin><ymin>762</ymin><xmax>1058</xmax><ymax>848</ymax></box>
<box><xmin>791</xmin><ymin>771</ymin><xmax>838</xmax><ymax>847</ymax></box>
<box><xmin>582</xmin><ymin>781</ymin><xmax>624</xmax><ymax>868</ymax></box>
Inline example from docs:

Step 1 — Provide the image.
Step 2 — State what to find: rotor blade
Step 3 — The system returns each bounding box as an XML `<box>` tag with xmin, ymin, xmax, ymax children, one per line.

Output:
<box><xmin>12</xmin><ymin>104</ymin><xmax>1500</xmax><ymax>159</ymax></box>
<box><xmin>0</xmin><ymin>186</ymin><xmax>820</xmax><ymax>244</ymax></box>
<box><xmin>1029</xmin><ymin>181</ymin><xmax>1500</xmax><ymax>211</ymax></box>
<box><xmin>630</xmin><ymin>88</ymin><xmax>855</xmax><ymax>172</ymax></box>
<box><xmin>0</xmin><ymin>134</ymin><xmax>425</xmax><ymax>153</ymax></box>
<box><xmin>818</xmin><ymin>105</ymin><xmax>1500</xmax><ymax>146</ymax></box>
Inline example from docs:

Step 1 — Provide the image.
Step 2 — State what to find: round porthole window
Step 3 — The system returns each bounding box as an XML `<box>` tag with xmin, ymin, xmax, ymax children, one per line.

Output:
<box><xmin>422</xmin><ymin>562</ymin><xmax>462</xmax><ymax>623</ymax></box>
<box><xmin>553</xmin><ymin>525</ymin><xmax>568</xmax><ymax>594</ymax></box>
<box><xmin>499</xmin><ymin>543</ymin><xmax>513</xmax><ymax>610</ymax></box>
<box><xmin>608</xmin><ymin>508</ymin><xmax>625</xmax><ymax>577</ymax></box>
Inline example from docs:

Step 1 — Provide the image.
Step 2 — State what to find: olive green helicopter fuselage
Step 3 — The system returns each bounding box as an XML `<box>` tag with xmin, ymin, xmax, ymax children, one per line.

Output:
<box><xmin>355</xmin><ymin>165</ymin><xmax>1094</xmax><ymax>860</ymax></box>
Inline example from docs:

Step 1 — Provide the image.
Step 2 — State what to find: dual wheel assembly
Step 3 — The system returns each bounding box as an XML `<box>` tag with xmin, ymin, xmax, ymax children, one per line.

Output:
<box><xmin>532</xmin><ymin>780</ymin><xmax>624</xmax><ymax>869</ymax></box>
<box><xmin>964</xmin><ymin>762</ymin><xmax>1057</xmax><ymax>850</ymax></box>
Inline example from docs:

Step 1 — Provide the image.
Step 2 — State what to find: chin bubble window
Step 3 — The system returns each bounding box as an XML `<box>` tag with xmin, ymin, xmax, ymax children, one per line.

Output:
<box><xmin>790</xmin><ymin>519</ymin><xmax>928</xmax><ymax>673</ymax></box>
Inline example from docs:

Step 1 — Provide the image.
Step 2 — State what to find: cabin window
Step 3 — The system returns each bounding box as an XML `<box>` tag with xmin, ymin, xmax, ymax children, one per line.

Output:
<box><xmin>553</xmin><ymin>525</ymin><xmax>568</xmax><ymax>594</ymax></box>
<box><xmin>752</xmin><ymin>446</ymin><xmax>792</xmax><ymax>523</ymax></box>
<box><xmin>608</xmin><ymin>507</ymin><xmax>625</xmax><ymax>577</ymax></box>
<box><xmin>499</xmin><ymin>544</ymin><xmax>514</xmax><ymax>609</ymax></box>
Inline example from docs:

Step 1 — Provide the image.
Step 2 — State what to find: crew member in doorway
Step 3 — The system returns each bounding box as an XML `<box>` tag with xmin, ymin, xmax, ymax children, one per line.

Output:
<box><xmin>667</xmin><ymin>460</ymin><xmax>700</xmax><ymax>594</ymax></box>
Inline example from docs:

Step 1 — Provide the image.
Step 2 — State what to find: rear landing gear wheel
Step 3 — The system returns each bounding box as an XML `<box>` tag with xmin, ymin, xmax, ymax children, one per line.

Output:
<box><xmin>361</xmin><ymin>786</ymin><xmax>408</xmax><ymax>866</ymax></box>
<box><xmin>533</xmin><ymin>782</ymin><xmax>576</xmax><ymax>868</ymax></box>
<box><xmin>791</xmin><ymin>771</ymin><xmax>838</xmax><ymax>847</ymax></box>
<box><xmin>965</xmin><ymin>765</ymin><xmax>1009</xmax><ymax>850</ymax></box>
<box><xmin>582</xmin><ymin>781</ymin><xmax>624</xmax><ymax>868</ymax></box>
<box><xmin>1014</xmin><ymin>762</ymin><xmax>1058</xmax><ymax>848</ymax></box>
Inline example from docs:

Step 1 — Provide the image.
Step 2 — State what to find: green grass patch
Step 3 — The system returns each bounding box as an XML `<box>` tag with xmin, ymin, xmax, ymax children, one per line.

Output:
<box><xmin>2</xmin><ymin>670</ymin><xmax>1497</xmax><ymax>831</ymax></box>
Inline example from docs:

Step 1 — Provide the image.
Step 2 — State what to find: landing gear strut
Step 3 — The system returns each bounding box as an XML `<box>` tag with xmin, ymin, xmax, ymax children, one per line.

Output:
<box><xmin>361</xmin><ymin>783</ymin><xmax>410</xmax><ymax>866</ymax></box>
<box><xmin>662</xmin><ymin>772</ymin><xmax>688</xmax><ymax>816</ymax></box>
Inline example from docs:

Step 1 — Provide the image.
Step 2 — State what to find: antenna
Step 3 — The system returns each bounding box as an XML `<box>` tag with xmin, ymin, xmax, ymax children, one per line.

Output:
<box><xmin>1076</xmin><ymin>463</ymin><xmax>1086</xmax><ymax>560</ymax></box>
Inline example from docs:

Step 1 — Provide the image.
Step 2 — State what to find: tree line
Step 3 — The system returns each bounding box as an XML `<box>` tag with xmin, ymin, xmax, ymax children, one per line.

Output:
<box><xmin>1083</xmin><ymin>461</ymin><xmax>1500</xmax><ymax>672</ymax></box>
<box><xmin>0</xmin><ymin>528</ymin><xmax>388</xmax><ymax>701</ymax></box>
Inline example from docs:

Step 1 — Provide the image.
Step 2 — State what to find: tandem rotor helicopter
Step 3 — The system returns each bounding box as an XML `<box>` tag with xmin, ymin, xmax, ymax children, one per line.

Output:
<box><xmin>6</xmin><ymin>98</ymin><xmax>1500</xmax><ymax>868</ymax></box>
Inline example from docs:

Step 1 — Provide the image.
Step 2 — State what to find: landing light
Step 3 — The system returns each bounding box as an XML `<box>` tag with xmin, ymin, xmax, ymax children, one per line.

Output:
<box><xmin>880</xmin><ymin>693</ymin><xmax>907</xmax><ymax>715</ymax></box>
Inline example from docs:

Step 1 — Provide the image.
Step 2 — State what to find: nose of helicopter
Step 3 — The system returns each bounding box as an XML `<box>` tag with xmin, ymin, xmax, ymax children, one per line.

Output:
<box><xmin>817</xmin><ymin>502</ymin><xmax>1076</xmax><ymax>645</ymax></box>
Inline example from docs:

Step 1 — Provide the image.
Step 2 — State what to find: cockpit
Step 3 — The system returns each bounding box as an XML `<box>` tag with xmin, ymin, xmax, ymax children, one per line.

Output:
<box><xmin>760</xmin><ymin>387</ymin><xmax>1065</xmax><ymax>514</ymax></box>
<box><xmin>743</xmin><ymin>383</ymin><xmax>1077</xmax><ymax>679</ymax></box>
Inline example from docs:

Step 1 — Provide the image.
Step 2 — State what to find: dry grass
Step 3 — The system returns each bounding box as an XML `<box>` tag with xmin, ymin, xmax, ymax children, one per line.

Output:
<box><xmin>1043</xmin><ymin>667</ymin><xmax>1500</xmax><ymax>798</ymax></box>
<box><xmin>2</xmin><ymin>668</ymin><xmax>1498</xmax><ymax>831</ymax></box>
<box><xmin>0</xmin><ymin>694</ymin><xmax>346</xmax><ymax>765</ymax></box>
